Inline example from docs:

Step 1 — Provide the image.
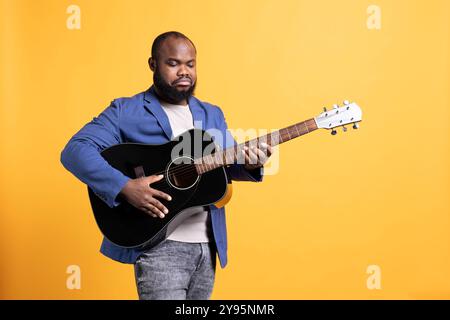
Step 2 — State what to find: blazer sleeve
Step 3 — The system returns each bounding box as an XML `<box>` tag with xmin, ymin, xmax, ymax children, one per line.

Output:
<box><xmin>60</xmin><ymin>100</ymin><xmax>130</xmax><ymax>208</ymax></box>
<box><xmin>214</xmin><ymin>106</ymin><xmax>264</xmax><ymax>182</ymax></box>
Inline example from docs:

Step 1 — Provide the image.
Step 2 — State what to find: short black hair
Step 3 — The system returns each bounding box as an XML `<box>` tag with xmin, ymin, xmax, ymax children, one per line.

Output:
<box><xmin>151</xmin><ymin>31</ymin><xmax>196</xmax><ymax>61</ymax></box>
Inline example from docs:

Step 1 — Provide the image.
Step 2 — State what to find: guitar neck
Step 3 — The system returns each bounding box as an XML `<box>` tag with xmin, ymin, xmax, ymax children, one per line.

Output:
<box><xmin>195</xmin><ymin>118</ymin><xmax>318</xmax><ymax>174</ymax></box>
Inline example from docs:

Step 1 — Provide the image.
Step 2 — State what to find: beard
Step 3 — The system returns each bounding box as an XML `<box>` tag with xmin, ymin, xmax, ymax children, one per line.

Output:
<box><xmin>153</xmin><ymin>68</ymin><xmax>196</xmax><ymax>104</ymax></box>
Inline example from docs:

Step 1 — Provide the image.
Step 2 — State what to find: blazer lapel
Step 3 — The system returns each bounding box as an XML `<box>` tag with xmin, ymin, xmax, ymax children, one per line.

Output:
<box><xmin>143</xmin><ymin>86</ymin><xmax>173</xmax><ymax>140</ymax></box>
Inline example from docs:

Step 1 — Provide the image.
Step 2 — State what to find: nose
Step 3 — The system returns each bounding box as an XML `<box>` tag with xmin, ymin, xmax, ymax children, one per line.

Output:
<box><xmin>177</xmin><ymin>64</ymin><xmax>190</xmax><ymax>77</ymax></box>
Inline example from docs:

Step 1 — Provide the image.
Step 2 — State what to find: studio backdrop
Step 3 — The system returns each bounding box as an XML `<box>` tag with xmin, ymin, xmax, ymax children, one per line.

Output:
<box><xmin>0</xmin><ymin>0</ymin><xmax>449</xmax><ymax>299</ymax></box>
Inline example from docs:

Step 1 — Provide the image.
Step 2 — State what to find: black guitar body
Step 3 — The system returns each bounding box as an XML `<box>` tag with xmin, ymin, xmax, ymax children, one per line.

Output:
<box><xmin>87</xmin><ymin>129</ymin><xmax>228</xmax><ymax>249</ymax></box>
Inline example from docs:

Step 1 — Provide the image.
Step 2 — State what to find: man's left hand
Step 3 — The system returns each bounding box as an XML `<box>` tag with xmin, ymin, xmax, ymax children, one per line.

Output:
<box><xmin>242</xmin><ymin>142</ymin><xmax>273</xmax><ymax>171</ymax></box>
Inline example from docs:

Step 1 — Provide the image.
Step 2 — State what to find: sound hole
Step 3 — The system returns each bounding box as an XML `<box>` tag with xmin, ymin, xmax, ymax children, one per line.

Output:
<box><xmin>166</xmin><ymin>156</ymin><xmax>200</xmax><ymax>190</ymax></box>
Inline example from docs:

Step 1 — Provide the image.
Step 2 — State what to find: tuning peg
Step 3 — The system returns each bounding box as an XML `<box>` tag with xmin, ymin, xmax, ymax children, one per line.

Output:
<box><xmin>342</xmin><ymin>126</ymin><xmax>347</xmax><ymax>132</ymax></box>
<box><xmin>353</xmin><ymin>123</ymin><xmax>359</xmax><ymax>129</ymax></box>
<box><xmin>343</xmin><ymin>100</ymin><xmax>350</xmax><ymax>105</ymax></box>
<box><xmin>323</xmin><ymin>107</ymin><xmax>327</xmax><ymax>112</ymax></box>
<box><xmin>331</xmin><ymin>129</ymin><xmax>337</xmax><ymax>135</ymax></box>
<box><xmin>333</xmin><ymin>104</ymin><xmax>339</xmax><ymax>109</ymax></box>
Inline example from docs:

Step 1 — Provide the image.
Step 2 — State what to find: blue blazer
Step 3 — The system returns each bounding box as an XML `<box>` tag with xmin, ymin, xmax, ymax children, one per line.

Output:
<box><xmin>60</xmin><ymin>85</ymin><xmax>263</xmax><ymax>268</ymax></box>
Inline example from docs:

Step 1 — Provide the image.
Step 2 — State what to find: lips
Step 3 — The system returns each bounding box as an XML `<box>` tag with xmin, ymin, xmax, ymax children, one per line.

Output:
<box><xmin>173</xmin><ymin>78</ymin><xmax>192</xmax><ymax>86</ymax></box>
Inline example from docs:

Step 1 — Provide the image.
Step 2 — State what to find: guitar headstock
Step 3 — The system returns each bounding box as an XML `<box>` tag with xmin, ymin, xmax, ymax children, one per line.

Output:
<box><xmin>314</xmin><ymin>100</ymin><xmax>362</xmax><ymax>135</ymax></box>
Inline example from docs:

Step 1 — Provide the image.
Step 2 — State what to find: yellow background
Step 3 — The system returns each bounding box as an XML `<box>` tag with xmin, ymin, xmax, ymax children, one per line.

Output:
<box><xmin>1</xmin><ymin>0</ymin><xmax>449</xmax><ymax>299</ymax></box>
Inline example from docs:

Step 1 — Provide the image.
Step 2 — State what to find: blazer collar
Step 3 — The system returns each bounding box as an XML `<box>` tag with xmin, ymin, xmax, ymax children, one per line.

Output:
<box><xmin>143</xmin><ymin>85</ymin><xmax>205</xmax><ymax>140</ymax></box>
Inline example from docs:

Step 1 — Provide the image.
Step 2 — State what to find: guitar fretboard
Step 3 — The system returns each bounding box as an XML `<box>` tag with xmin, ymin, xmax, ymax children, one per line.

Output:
<box><xmin>195</xmin><ymin>118</ymin><xmax>318</xmax><ymax>174</ymax></box>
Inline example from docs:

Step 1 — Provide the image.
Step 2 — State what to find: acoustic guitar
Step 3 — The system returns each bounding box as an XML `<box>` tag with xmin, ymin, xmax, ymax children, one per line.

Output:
<box><xmin>88</xmin><ymin>100</ymin><xmax>362</xmax><ymax>249</ymax></box>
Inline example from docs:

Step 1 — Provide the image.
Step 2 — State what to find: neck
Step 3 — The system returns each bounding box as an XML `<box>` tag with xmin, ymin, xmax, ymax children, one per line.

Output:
<box><xmin>195</xmin><ymin>118</ymin><xmax>318</xmax><ymax>174</ymax></box>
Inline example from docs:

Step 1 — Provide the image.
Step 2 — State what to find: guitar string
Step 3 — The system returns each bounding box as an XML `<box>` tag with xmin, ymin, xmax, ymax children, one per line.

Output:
<box><xmin>141</xmin><ymin>144</ymin><xmax>258</xmax><ymax>179</ymax></box>
<box><xmin>142</xmin><ymin>133</ymin><xmax>283</xmax><ymax>179</ymax></box>
<box><xmin>144</xmin><ymin>153</ymin><xmax>268</xmax><ymax>196</ymax></box>
<box><xmin>148</xmin><ymin>149</ymin><xmax>264</xmax><ymax>194</ymax></box>
<box><xmin>144</xmin><ymin>145</ymin><xmax>262</xmax><ymax>183</ymax></box>
<box><xmin>146</xmin><ymin>143</ymin><xmax>265</xmax><ymax>193</ymax></box>
<box><xmin>151</xmin><ymin>169</ymin><xmax>198</xmax><ymax>192</ymax></box>
<box><xmin>117</xmin><ymin>128</ymin><xmax>310</xmax><ymax>201</ymax></box>
<box><xmin>128</xmin><ymin>128</ymin><xmax>302</xmax><ymax>191</ymax></box>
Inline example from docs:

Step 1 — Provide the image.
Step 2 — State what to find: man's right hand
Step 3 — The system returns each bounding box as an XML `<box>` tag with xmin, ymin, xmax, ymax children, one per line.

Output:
<box><xmin>119</xmin><ymin>174</ymin><xmax>172</xmax><ymax>218</ymax></box>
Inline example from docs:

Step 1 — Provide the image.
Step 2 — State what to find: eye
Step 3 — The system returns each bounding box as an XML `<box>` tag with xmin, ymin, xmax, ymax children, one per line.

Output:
<box><xmin>167</xmin><ymin>61</ymin><xmax>177</xmax><ymax>66</ymax></box>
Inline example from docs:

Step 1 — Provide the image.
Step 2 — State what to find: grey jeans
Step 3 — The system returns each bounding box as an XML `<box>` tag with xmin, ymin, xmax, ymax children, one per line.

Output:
<box><xmin>134</xmin><ymin>239</ymin><xmax>217</xmax><ymax>300</ymax></box>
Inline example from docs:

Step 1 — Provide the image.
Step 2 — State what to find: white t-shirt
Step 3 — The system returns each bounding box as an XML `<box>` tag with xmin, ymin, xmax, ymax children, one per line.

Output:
<box><xmin>160</xmin><ymin>100</ymin><xmax>212</xmax><ymax>243</ymax></box>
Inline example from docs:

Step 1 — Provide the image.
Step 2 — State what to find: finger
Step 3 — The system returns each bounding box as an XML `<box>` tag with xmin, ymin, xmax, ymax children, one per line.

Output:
<box><xmin>255</xmin><ymin>148</ymin><xmax>268</xmax><ymax>164</ymax></box>
<box><xmin>246</xmin><ymin>152</ymin><xmax>259</xmax><ymax>168</ymax></box>
<box><xmin>149</xmin><ymin>188</ymin><xmax>172</xmax><ymax>201</ymax></box>
<box><xmin>242</xmin><ymin>149</ymin><xmax>252</xmax><ymax>165</ymax></box>
<box><xmin>146</xmin><ymin>174</ymin><xmax>164</xmax><ymax>184</ymax></box>
<box><xmin>248</xmin><ymin>147</ymin><xmax>259</xmax><ymax>165</ymax></box>
<box><xmin>252</xmin><ymin>148</ymin><xmax>267</xmax><ymax>166</ymax></box>
<box><xmin>146</xmin><ymin>207</ymin><xmax>158</xmax><ymax>218</ymax></box>
<box><xmin>141</xmin><ymin>204</ymin><xmax>159</xmax><ymax>218</ymax></box>
<box><xmin>260</xmin><ymin>142</ymin><xmax>272</xmax><ymax>156</ymax></box>
<box><xmin>149</xmin><ymin>198</ymin><xmax>169</xmax><ymax>217</ymax></box>
<box><xmin>143</xmin><ymin>199</ymin><xmax>165</xmax><ymax>218</ymax></box>
<box><xmin>241</xmin><ymin>149</ymin><xmax>249</xmax><ymax>165</ymax></box>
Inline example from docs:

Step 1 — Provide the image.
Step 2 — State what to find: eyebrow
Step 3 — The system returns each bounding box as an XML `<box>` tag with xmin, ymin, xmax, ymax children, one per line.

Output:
<box><xmin>166</xmin><ymin>58</ymin><xmax>196</xmax><ymax>63</ymax></box>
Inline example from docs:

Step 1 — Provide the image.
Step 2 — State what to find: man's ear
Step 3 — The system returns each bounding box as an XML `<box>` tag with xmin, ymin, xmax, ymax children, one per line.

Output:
<box><xmin>148</xmin><ymin>57</ymin><xmax>156</xmax><ymax>72</ymax></box>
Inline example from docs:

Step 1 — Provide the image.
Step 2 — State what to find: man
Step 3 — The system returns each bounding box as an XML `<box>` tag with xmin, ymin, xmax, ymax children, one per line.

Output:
<box><xmin>60</xmin><ymin>31</ymin><xmax>272</xmax><ymax>300</ymax></box>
